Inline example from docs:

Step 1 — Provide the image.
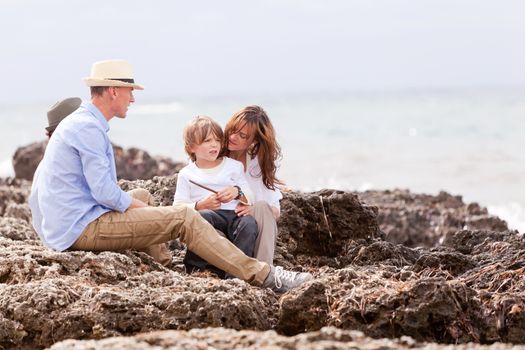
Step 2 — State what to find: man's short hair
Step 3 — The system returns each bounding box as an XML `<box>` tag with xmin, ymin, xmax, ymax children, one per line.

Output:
<box><xmin>90</xmin><ymin>86</ymin><xmax>110</xmax><ymax>97</ymax></box>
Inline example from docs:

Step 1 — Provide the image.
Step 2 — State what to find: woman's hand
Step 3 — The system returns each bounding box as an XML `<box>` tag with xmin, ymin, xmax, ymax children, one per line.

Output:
<box><xmin>217</xmin><ymin>186</ymin><xmax>239</xmax><ymax>203</ymax></box>
<box><xmin>235</xmin><ymin>202</ymin><xmax>253</xmax><ymax>217</ymax></box>
<box><xmin>195</xmin><ymin>194</ymin><xmax>221</xmax><ymax>210</ymax></box>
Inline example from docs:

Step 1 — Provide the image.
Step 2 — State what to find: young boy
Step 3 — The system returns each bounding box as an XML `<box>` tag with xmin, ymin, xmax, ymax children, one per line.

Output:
<box><xmin>174</xmin><ymin>115</ymin><xmax>258</xmax><ymax>276</ymax></box>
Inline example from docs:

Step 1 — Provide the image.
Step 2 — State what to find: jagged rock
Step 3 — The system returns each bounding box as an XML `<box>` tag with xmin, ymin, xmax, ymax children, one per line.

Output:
<box><xmin>277</xmin><ymin>267</ymin><xmax>489</xmax><ymax>343</ymax></box>
<box><xmin>358</xmin><ymin>190</ymin><xmax>509</xmax><ymax>248</ymax></box>
<box><xmin>118</xmin><ymin>175</ymin><xmax>179</xmax><ymax>206</ymax></box>
<box><xmin>12</xmin><ymin>141</ymin><xmax>47</xmax><ymax>181</ymax></box>
<box><xmin>47</xmin><ymin>326</ymin><xmax>525</xmax><ymax>350</ymax></box>
<box><xmin>0</xmin><ymin>217</ymin><xmax>37</xmax><ymax>241</ymax></box>
<box><xmin>278</xmin><ymin>189</ymin><xmax>381</xmax><ymax>257</ymax></box>
<box><xmin>0</xmin><ymin>180</ymin><xmax>30</xmax><ymax>217</ymax></box>
<box><xmin>113</xmin><ymin>145</ymin><xmax>184</xmax><ymax>180</ymax></box>
<box><xmin>0</xmin><ymin>240</ymin><xmax>278</xmax><ymax>349</ymax></box>
<box><xmin>1</xmin><ymin>177</ymin><xmax>525</xmax><ymax>349</ymax></box>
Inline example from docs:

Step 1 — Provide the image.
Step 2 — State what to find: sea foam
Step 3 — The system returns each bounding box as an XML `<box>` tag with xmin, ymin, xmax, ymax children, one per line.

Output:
<box><xmin>0</xmin><ymin>158</ymin><xmax>14</xmax><ymax>178</ymax></box>
<box><xmin>488</xmin><ymin>202</ymin><xmax>525</xmax><ymax>234</ymax></box>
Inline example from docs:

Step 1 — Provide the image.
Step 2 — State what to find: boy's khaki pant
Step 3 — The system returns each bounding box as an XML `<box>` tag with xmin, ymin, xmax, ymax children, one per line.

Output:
<box><xmin>71</xmin><ymin>189</ymin><xmax>271</xmax><ymax>285</ymax></box>
<box><xmin>252</xmin><ymin>201</ymin><xmax>279</xmax><ymax>265</ymax></box>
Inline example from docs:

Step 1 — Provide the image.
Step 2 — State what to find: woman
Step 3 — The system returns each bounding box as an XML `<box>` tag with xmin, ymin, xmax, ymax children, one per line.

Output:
<box><xmin>222</xmin><ymin>105</ymin><xmax>283</xmax><ymax>264</ymax></box>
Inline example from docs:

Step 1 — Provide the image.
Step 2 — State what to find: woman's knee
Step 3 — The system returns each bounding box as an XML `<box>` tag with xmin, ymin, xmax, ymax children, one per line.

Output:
<box><xmin>253</xmin><ymin>201</ymin><xmax>272</xmax><ymax>212</ymax></box>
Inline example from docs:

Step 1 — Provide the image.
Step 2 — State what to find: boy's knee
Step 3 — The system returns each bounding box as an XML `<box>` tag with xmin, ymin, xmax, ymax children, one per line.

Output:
<box><xmin>198</xmin><ymin>209</ymin><xmax>215</xmax><ymax>221</ymax></box>
<box><xmin>238</xmin><ymin>216</ymin><xmax>258</xmax><ymax>237</ymax></box>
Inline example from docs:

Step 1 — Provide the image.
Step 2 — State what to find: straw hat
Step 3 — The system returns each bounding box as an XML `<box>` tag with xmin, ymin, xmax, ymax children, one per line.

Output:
<box><xmin>46</xmin><ymin>97</ymin><xmax>82</xmax><ymax>132</ymax></box>
<box><xmin>83</xmin><ymin>59</ymin><xmax>144</xmax><ymax>90</ymax></box>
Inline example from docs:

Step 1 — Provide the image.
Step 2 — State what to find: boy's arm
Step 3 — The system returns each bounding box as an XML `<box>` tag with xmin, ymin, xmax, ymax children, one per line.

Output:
<box><xmin>233</xmin><ymin>165</ymin><xmax>254</xmax><ymax>205</ymax></box>
<box><xmin>173</xmin><ymin>172</ymin><xmax>220</xmax><ymax>210</ymax></box>
<box><xmin>173</xmin><ymin>172</ymin><xmax>197</xmax><ymax>209</ymax></box>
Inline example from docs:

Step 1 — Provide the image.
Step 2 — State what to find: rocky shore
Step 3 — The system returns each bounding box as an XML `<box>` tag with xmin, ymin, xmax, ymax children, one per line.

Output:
<box><xmin>0</xmin><ymin>172</ymin><xmax>524</xmax><ymax>349</ymax></box>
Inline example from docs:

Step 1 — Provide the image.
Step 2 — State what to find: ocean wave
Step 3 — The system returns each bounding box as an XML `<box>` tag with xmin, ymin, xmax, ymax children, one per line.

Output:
<box><xmin>488</xmin><ymin>202</ymin><xmax>525</xmax><ymax>234</ymax></box>
<box><xmin>131</xmin><ymin>102</ymin><xmax>184</xmax><ymax>115</ymax></box>
<box><xmin>0</xmin><ymin>158</ymin><xmax>14</xmax><ymax>178</ymax></box>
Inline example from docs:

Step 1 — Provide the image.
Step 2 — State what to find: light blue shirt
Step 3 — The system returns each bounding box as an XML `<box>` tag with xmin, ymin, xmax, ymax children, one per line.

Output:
<box><xmin>29</xmin><ymin>102</ymin><xmax>132</xmax><ymax>251</ymax></box>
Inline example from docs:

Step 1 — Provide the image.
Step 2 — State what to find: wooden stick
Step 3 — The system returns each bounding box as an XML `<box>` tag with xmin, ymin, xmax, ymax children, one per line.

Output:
<box><xmin>189</xmin><ymin>179</ymin><xmax>218</xmax><ymax>193</ymax></box>
<box><xmin>189</xmin><ymin>179</ymin><xmax>250</xmax><ymax>205</ymax></box>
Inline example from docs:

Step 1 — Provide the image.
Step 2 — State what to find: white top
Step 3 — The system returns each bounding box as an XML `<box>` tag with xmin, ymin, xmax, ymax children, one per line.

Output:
<box><xmin>245</xmin><ymin>155</ymin><xmax>283</xmax><ymax>210</ymax></box>
<box><xmin>173</xmin><ymin>157</ymin><xmax>253</xmax><ymax>210</ymax></box>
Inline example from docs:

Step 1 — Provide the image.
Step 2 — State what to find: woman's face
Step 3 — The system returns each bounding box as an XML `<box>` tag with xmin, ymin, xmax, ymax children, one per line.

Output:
<box><xmin>228</xmin><ymin>122</ymin><xmax>255</xmax><ymax>152</ymax></box>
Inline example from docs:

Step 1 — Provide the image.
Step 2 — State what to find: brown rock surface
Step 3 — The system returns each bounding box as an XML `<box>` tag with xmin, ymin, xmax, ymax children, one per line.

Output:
<box><xmin>358</xmin><ymin>190</ymin><xmax>508</xmax><ymax>248</ymax></box>
<box><xmin>12</xmin><ymin>142</ymin><xmax>47</xmax><ymax>181</ymax></box>
<box><xmin>0</xmin><ymin>178</ymin><xmax>524</xmax><ymax>349</ymax></box>
<box><xmin>47</xmin><ymin>327</ymin><xmax>525</xmax><ymax>350</ymax></box>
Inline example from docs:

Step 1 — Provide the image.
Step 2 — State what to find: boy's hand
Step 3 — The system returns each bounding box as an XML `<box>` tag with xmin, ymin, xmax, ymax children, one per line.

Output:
<box><xmin>217</xmin><ymin>186</ymin><xmax>238</xmax><ymax>203</ymax></box>
<box><xmin>235</xmin><ymin>203</ymin><xmax>253</xmax><ymax>217</ymax></box>
<box><xmin>196</xmin><ymin>194</ymin><xmax>221</xmax><ymax>210</ymax></box>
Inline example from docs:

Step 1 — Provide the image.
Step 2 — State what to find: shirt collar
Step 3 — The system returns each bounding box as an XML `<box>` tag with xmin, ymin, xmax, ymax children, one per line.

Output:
<box><xmin>81</xmin><ymin>102</ymin><xmax>110</xmax><ymax>132</ymax></box>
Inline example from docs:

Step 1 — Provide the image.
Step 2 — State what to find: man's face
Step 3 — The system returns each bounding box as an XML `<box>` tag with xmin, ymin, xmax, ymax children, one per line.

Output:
<box><xmin>111</xmin><ymin>87</ymin><xmax>135</xmax><ymax>118</ymax></box>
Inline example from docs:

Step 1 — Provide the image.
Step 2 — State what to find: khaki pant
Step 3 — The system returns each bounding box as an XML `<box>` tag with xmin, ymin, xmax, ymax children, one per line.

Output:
<box><xmin>71</xmin><ymin>189</ymin><xmax>270</xmax><ymax>285</ymax></box>
<box><xmin>253</xmin><ymin>201</ymin><xmax>278</xmax><ymax>265</ymax></box>
<box><xmin>131</xmin><ymin>189</ymin><xmax>171</xmax><ymax>266</ymax></box>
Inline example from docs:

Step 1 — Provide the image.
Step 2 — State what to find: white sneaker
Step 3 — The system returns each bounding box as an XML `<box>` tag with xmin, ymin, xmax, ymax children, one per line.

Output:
<box><xmin>261</xmin><ymin>266</ymin><xmax>313</xmax><ymax>293</ymax></box>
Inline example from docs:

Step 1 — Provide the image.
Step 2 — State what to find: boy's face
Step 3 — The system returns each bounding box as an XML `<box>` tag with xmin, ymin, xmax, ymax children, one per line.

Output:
<box><xmin>190</xmin><ymin>131</ymin><xmax>221</xmax><ymax>163</ymax></box>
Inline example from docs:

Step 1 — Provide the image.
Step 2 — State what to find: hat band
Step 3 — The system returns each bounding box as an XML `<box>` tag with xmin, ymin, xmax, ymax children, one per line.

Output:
<box><xmin>104</xmin><ymin>78</ymin><xmax>135</xmax><ymax>83</ymax></box>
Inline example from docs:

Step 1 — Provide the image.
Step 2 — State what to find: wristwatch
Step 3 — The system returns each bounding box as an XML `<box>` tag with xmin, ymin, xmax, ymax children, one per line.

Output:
<box><xmin>233</xmin><ymin>185</ymin><xmax>244</xmax><ymax>200</ymax></box>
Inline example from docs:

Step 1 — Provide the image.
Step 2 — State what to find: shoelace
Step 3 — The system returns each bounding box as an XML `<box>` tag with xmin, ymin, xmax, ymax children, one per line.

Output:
<box><xmin>273</xmin><ymin>266</ymin><xmax>298</xmax><ymax>289</ymax></box>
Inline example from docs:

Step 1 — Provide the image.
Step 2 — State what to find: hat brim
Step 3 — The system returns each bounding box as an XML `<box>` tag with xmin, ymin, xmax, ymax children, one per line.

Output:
<box><xmin>45</xmin><ymin>124</ymin><xmax>57</xmax><ymax>132</ymax></box>
<box><xmin>83</xmin><ymin>78</ymin><xmax>144</xmax><ymax>90</ymax></box>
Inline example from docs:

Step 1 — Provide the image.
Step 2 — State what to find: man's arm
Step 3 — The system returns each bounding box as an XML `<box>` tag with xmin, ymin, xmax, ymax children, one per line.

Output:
<box><xmin>72</xmin><ymin>124</ymin><xmax>132</xmax><ymax>212</ymax></box>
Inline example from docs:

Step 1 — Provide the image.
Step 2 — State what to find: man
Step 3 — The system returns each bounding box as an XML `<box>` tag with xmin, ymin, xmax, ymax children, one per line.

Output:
<box><xmin>29</xmin><ymin>59</ymin><xmax>311</xmax><ymax>293</ymax></box>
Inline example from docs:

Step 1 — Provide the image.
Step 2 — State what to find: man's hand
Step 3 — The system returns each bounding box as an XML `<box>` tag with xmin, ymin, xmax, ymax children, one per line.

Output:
<box><xmin>235</xmin><ymin>202</ymin><xmax>253</xmax><ymax>217</ymax></box>
<box><xmin>128</xmin><ymin>198</ymin><xmax>148</xmax><ymax>209</ymax></box>
<box><xmin>196</xmin><ymin>194</ymin><xmax>221</xmax><ymax>211</ymax></box>
<box><xmin>216</xmin><ymin>186</ymin><xmax>238</xmax><ymax>203</ymax></box>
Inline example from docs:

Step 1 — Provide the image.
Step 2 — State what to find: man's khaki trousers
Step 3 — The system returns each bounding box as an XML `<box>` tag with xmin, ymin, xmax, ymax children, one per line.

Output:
<box><xmin>71</xmin><ymin>189</ymin><xmax>270</xmax><ymax>285</ymax></box>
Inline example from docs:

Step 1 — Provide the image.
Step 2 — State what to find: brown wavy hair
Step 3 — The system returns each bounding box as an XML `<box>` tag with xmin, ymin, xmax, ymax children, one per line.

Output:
<box><xmin>183</xmin><ymin>115</ymin><xmax>224</xmax><ymax>162</ymax></box>
<box><xmin>223</xmin><ymin>106</ymin><xmax>283</xmax><ymax>190</ymax></box>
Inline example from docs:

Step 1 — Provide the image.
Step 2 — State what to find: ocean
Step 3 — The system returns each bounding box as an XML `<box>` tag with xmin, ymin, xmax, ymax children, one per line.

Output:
<box><xmin>1</xmin><ymin>88</ymin><xmax>524</xmax><ymax>232</ymax></box>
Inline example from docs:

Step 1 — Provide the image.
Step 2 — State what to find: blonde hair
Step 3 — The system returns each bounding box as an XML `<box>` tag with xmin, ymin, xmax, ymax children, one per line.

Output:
<box><xmin>223</xmin><ymin>106</ymin><xmax>283</xmax><ymax>189</ymax></box>
<box><xmin>183</xmin><ymin>115</ymin><xmax>224</xmax><ymax>162</ymax></box>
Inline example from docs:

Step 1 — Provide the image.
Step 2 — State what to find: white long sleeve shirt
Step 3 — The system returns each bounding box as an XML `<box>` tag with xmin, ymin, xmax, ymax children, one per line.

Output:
<box><xmin>173</xmin><ymin>157</ymin><xmax>253</xmax><ymax>210</ymax></box>
<box><xmin>245</xmin><ymin>155</ymin><xmax>283</xmax><ymax>210</ymax></box>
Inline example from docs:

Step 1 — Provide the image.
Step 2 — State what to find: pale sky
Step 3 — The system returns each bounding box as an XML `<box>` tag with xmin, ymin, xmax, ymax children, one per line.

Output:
<box><xmin>1</xmin><ymin>0</ymin><xmax>525</xmax><ymax>104</ymax></box>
